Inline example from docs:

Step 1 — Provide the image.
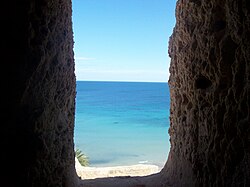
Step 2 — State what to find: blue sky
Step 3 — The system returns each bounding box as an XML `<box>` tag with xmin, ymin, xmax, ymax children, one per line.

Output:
<box><xmin>72</xmin><ymin>0</ymin><xmax>176</xmax><ymax>82</ymax></box>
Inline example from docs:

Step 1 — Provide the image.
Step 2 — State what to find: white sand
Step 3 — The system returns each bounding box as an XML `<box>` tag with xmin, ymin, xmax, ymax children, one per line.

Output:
<box><xmin>75</xmin><ymin>158</ymin><xmax>160</xmax><ymax>180</ymax></box>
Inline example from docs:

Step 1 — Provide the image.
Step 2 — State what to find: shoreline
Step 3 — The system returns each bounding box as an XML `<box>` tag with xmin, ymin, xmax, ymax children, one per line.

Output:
<box><xmin>75</xmin><ymin>158</ymin><xmax>160</xmax><ymax>179</ymax></box>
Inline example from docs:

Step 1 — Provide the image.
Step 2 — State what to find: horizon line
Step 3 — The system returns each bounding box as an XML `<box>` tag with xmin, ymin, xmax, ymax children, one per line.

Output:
<box><xmin>76</xmin><ymin>80</ymin><xmax>168</xmax><ymax>83</ymax></box>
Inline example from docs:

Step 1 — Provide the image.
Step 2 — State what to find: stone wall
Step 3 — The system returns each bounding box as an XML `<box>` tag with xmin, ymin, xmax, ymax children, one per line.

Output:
<box><xmin>162</xmin><ymin>0</ymin><xmax>250</xmax><ymax>186</ymax></box>
<box><xmin>2</xmin><ymin>0</ymin><xmax>78</xmax><ymax>186</ymax></box>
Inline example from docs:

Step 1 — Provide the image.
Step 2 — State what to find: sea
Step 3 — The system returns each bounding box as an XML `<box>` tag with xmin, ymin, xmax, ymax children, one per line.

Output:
<box><xmin>74</xmin><ymin>81</ymin><xmax>170</xmax><ymax>169</ymax></box>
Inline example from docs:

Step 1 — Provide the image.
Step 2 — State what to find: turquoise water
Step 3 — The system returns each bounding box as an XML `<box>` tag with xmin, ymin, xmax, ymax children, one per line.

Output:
<box><xmin>74</xmin><ymin>81</ymin><xmax>170</xmax><ymax>168</ymax></box>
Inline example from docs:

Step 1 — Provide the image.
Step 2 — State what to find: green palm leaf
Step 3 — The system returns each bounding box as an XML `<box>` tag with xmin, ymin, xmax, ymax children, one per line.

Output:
<box><xmin>75</xmin><ymin>148</ymin><xmax>89</xmax><ymax>166</ymax></box>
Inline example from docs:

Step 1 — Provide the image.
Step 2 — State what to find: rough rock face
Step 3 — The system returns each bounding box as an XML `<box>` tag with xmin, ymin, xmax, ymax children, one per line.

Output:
<box><xmin>163</xmin><ymin>0</ymin><xmax>250</xmax><ymax>186</ymax></box>
<box><xmin>2</xmin><ymin>0</ymin><xmax>78</xmax><ymax>186</ymax></box>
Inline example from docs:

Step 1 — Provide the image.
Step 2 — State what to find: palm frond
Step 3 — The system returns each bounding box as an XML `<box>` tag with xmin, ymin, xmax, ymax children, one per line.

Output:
<box><xmin>75</xmin><ymin>148</ymin><xmax>89</xmax><ymax>166</ymax></box>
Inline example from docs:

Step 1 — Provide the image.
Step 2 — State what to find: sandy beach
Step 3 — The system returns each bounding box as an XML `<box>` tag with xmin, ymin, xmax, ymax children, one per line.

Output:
<box><xmin>75</xmin><ymin>158</ymin><xmax>160</xmax><ymax>180</ymax></box>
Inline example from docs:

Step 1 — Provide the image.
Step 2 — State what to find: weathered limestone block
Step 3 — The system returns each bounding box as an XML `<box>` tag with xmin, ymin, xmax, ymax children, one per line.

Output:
<box><xmin>3</xmin><ymin>0</ymin><xmax>78</xmax><ymax>186</ymax></box>
<box><xmin>162</xmin><ymin>0</ymin><xmax>250</xmax><ymax>186</ymax></box>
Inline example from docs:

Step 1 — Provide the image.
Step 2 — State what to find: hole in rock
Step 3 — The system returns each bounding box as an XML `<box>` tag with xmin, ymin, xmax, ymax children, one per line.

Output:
<box><xmin>72</xmin><ymin>0</ymin><xmax>175</xmax><ymax>179</ymax></box>
<box><xmin>189</xmin><ymin>0</ymin><xmax>201</xmax><ymax>6</ymax></box>
<box><xmin>195</xmin><ymin>75</ymin><xmax>212</xmax><ymax>90</ymax></box>
<box><xmin>213</xmin><ymin>20</ymin><xmax>226</xmax><ymax>32</ymax></box>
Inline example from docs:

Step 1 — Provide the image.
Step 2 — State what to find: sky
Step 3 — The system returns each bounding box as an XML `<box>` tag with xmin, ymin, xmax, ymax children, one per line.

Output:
<box><xmin>72</xmin><ymin>0</ymin><xmax>176</xmax><ymax>82</ymax></box>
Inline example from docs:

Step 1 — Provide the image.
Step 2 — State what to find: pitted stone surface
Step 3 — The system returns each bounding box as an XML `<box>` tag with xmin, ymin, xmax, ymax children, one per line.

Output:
<box><xmin>3</xmin><ymin>0</ymin><xmax>78</xmax><ymax>187</ymax></box>
<box><xmin>162</xmin><ymin>0</ymin><xmax>250</xmax><ymax>186</ymax></box>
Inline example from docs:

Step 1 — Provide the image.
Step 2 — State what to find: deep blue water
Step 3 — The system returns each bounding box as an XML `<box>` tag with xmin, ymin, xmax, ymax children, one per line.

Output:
<box><xmin>74</xmin><ymin>81</ymin><xmax>170</xmax><ymax>168</ymax></box>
